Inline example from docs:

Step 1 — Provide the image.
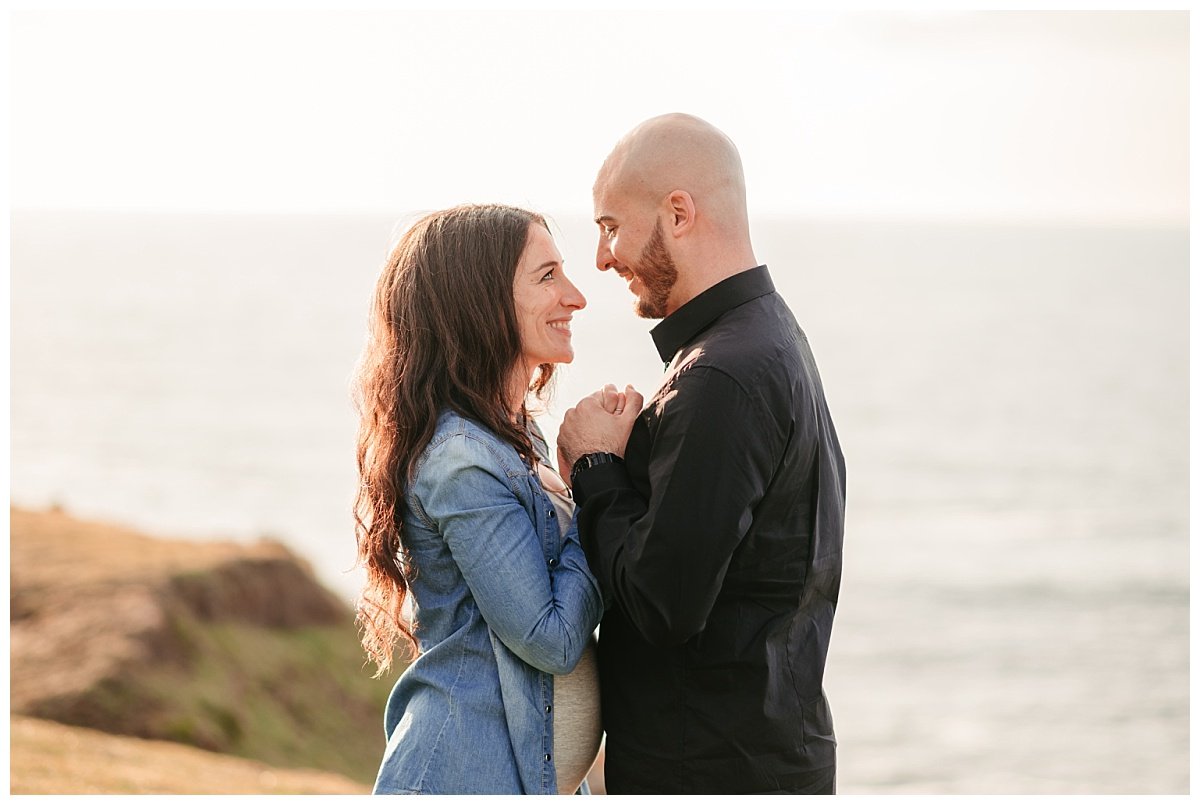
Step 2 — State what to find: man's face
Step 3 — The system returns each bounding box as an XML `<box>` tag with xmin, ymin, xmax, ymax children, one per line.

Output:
<box><xmin>594</xmin><ymin>189</ymin><xmax>680</xmax><ymax>319</ymax></box>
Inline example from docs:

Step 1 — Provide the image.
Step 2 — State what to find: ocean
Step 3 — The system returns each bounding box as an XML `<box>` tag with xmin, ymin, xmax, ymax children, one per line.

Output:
<box><xmin>9</xmin><ymin>210</ymin><xmax>1189</xmax><ymax>794</ymax></box>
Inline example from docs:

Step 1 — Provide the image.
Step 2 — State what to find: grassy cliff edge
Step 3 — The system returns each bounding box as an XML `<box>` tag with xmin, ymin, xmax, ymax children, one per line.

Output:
<box><xmin>9</xmin><ymin>506</ymin><xmax>397</xmax><ymax>794</ymax></box>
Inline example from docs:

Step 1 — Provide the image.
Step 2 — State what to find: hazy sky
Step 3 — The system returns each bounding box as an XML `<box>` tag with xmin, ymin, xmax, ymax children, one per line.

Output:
<box><xmin>9</xmin><ymin>7</ymin><xmax>1189</xmax><ymax>224</ymax></box>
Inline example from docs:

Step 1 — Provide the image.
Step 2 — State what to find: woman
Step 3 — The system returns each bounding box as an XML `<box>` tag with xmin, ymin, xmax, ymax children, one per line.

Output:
<box><xmin>354</xmin><ymin>204</ymin><xmax>604</xmax><ymax>795</ymax></box>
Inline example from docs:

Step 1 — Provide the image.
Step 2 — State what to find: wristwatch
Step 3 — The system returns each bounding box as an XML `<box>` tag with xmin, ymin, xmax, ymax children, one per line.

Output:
<box><xmin>570</xmin><ymin>452</ymin><xmax>624</xmax><ymax>488</ymax></box>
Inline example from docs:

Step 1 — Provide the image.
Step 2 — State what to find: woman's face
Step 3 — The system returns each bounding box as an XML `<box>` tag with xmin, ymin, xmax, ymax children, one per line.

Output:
<box><xmin>513</xmin><ymin>224</ymin><xmax>586</xmax><ymax>372</ymax></box>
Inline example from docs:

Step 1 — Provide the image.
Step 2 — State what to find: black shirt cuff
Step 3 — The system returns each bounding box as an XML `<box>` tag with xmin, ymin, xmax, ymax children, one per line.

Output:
<box><xmin>572</xmin><ymin>460</ymin><xmax>634</xmax><ymax>507</ymax></box>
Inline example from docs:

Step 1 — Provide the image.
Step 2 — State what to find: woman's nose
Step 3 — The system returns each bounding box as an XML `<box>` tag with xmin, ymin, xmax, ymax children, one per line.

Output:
<box><xmin>563</xmin><ymin>276</ymin><xmax>586</xmax><ymax>310</ymax></box>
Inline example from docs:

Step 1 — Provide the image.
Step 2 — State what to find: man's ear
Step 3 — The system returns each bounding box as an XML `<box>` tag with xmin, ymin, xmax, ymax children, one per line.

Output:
<box><xmin>666</xmin><ymin>190</ymin><xmax>695</xmax><ymax>236</ymax></box>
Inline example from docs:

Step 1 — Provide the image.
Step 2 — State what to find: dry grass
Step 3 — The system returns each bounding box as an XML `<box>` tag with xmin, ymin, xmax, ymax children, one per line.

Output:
<box><xmin>9</xmin><ymin>715</ymin><xmax>369</xmax><ymax>795</ymax></box>
<box><xmin>10</xmin><ymin>505</ymin><xmax>294</xmax><ymax>589</ymax></box>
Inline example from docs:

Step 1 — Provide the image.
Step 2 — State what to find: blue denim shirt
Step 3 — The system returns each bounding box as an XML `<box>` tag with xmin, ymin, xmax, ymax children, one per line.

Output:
<box><xmin>372</xmin><ymin>410</ymin><xmax>603</xmax><ymax>795</ymax></box>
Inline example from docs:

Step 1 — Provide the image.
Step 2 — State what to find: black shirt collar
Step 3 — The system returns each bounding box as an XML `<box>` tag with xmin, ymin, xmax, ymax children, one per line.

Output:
<box><xmin>650</xmin><ymin>265</ymin><xmax>774</xmax><ymax>363</ymax></box>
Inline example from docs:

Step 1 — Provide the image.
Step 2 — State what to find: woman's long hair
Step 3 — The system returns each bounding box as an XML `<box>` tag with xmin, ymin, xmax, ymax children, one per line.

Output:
<box><xmin>354</xmin><ymin>203</ymin><xmax>554</xmax><ymax>675</ymax></box>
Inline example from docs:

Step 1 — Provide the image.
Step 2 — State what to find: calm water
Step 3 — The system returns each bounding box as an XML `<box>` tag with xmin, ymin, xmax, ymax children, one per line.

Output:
<box><xmin>10</xmin><ymin>211</ymin><xmax>1189</xmax><ymax>793</ymax></box>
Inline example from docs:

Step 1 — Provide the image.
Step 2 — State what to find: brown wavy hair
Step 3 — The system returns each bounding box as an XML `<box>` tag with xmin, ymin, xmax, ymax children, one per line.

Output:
<box><xmin>353</xmin><ymin>203</ymin><xmax>554</xmax><ymax>675</ymax></box>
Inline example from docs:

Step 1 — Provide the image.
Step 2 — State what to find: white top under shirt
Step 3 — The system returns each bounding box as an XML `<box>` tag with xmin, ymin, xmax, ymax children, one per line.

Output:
<box><xmin>544</xmin><ymin>483</ymin><xmax>602</xmax><ymax>794</ymax></box>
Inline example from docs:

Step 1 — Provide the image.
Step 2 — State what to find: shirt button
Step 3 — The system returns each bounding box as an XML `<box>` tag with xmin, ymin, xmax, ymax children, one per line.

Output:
<box><xmin>548</xmin><ymin>509</ymin><xmax>555</xmax><ymax>518</ymax></box>
<box><xmin>545</xmin><ymin>704</ymin><xmax>552</xmax><ymax>713</ymax></box>
<box><xmin>547</xmin><ymin>558</ymin><xmax>558</xmax><ymax>568</ymax></box>
<box><xmin>544</xmin><ymin>754</ymin><xmax>552</xmax><ymax>762</ymax></box>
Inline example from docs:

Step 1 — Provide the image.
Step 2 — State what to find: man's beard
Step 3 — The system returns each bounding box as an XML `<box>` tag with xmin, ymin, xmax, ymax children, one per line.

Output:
<box><xmin>632</xmin><ymin>220</ymin><xmax>679</xmax><ymax>319</ymax></box>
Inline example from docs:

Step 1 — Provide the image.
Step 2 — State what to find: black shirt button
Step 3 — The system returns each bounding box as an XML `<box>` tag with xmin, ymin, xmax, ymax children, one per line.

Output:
<box><xmin>544</xmin><ymin>754</ymin><xmax>552</xmax><ymax>762</ymax></box>
<box><xmin>548</xmin><ymin>509</ymin><xmax>556</xmax><ymax>518</ymax></box>
<box><xmin>548</xmin><ymin>557</ymin><xmax>557</xmax><ymax>568</ymax></box>
<box><xmin>545</xmin><ymin>704</ymin><xmax>552</xmax><ymax>713</ymax></box>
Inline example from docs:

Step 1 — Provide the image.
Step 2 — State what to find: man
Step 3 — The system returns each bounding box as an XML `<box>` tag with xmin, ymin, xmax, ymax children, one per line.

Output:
<box><xmin>558</xmin><ymin>113</ymin><xmax>846</xmax><ymax>794</ymax></box>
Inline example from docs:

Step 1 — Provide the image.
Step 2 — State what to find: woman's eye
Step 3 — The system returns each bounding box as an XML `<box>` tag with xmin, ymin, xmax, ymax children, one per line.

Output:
<box><xmin>541</xmin><ymin>269</ymin><xmax>556</xmax><ymax>282</ymax></box>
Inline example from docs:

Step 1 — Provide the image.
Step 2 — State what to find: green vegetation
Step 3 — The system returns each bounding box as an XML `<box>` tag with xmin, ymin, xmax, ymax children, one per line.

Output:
<box><xmin>134</xmin><ymin>615</ymin><xmax>398</xmax><ymax>783</ymax></box>
<box><xmin>9</xmin><ymin>505</ymin><xmax>406</xmax><ymax>788</ymax></box>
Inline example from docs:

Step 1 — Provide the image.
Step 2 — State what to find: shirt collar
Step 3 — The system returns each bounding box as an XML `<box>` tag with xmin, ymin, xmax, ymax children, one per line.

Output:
<box><xmin>650</xmin><ymin>265</ymin><xmax>774</xmax><ymax>363</ymax></box>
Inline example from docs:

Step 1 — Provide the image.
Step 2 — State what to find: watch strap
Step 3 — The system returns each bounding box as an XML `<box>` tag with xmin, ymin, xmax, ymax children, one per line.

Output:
<box><xmin>570</xmin><ymin>452</ymin><xmax>623</xmax><ymax>488</ymax></box>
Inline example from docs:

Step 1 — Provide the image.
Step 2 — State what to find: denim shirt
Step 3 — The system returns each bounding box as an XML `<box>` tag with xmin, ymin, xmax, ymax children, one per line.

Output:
<box><xmin>372</xmin><ymin>410</ymin><xmax>603</xmax><ymax>795</ymax></box>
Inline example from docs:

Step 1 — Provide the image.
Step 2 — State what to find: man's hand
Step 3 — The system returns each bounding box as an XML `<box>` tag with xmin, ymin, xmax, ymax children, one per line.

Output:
<box><xmin>558</xmin><ymin>383</ymin><xmax>644</xmax><ymax>478</ymax></box>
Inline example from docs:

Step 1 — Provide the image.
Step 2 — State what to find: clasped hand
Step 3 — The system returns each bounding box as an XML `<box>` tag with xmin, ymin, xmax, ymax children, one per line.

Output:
<box><xmin>557</xmin><ymin>383</ymin><xmax>644</xmax><ymax>480</ymax></box>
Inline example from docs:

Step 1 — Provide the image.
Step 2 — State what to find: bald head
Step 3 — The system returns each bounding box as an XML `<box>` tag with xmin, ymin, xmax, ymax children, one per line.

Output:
<box><xmin>595</xmin><ymin>113</ymin><xmax>749</xmax><ymax>229</ymax></box>
<box><xmin>592</xmin><ymin>113</ymin><xmax>759</xmax><ymax>310</ymax></box>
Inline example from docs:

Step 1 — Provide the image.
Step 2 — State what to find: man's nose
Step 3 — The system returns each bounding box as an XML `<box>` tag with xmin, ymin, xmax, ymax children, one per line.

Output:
<box><xmin>596</xmin><ymin>239</ymin><xmax>614</xmax><ymax>272</ymax></box>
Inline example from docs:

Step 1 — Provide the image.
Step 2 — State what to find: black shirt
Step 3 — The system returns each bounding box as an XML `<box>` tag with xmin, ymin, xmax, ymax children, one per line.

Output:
<box><xmin>573</xmin><ymin>265</ymin><xmax>846</xmax><ymax>794</ymax></box>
